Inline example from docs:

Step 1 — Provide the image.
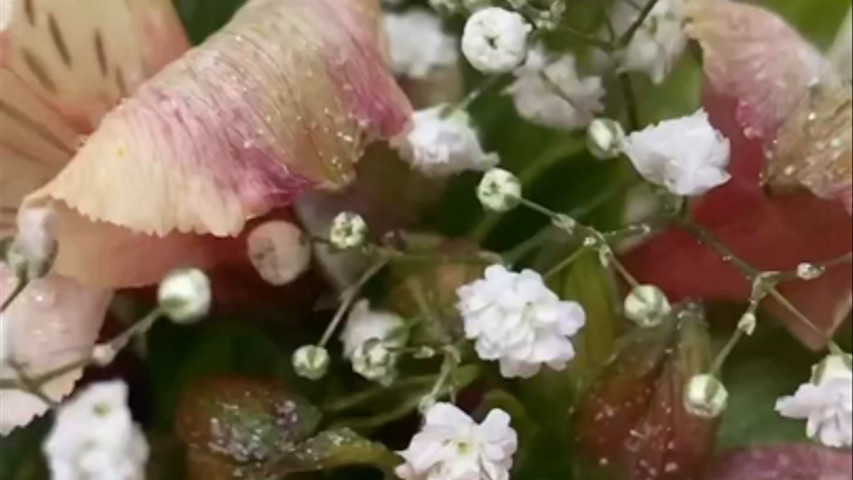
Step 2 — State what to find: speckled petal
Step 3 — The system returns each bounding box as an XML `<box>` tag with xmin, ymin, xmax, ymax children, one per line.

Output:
<box><xmin>685</xmin><ymin>0</ymin><xmax>831</xmax><ymax>140</ymax></box>
<box><xmin>25</xmin><ymin>0</ymin><xmax>411</xmax><ymax>242</ymax></box>
<box><xmin>0</xmin><ymin>263</ymin><xmax>111</xmax><ymax>436</ymax></box>
<box><xmin>0</xmin><ymin>0</ymin><xmax>189</xmax><ymax>232</ymax></box>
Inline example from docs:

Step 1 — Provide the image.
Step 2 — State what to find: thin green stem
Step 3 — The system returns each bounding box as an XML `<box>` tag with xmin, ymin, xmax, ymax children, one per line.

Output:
<box><xmin>619</xmin><ymin>73</ymin><xmax>641</xmax><ymax>131</ymax></box>
<box><xmin>710</xmin><ymin>328</ymin><xmax>745</xmax><ymax>376</ymax></box>
<box><xmin>0</xmin><ymin>276</ymin><xmax>27</xmax><ymax>313</ymax></box>
<box><xmin>619</xmin><ymin>0</ymin><xmax>661</xmax><ymax>46</ymax></box>
<box><xmin>319</xmin><ymin>259</ymin><xmax>389</xmax><ymax>347</ymax></box>
<box><xmin>544</xmin><ymin>247</ymin><xmax>590</xmax><ymax>279</ymax></box>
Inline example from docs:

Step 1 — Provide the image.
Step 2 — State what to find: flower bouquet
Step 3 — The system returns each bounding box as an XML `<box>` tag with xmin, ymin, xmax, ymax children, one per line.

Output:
<box><xmin>0</xmin><ymin>0</ymin><xmax>851</xmax><ymax>479</ymax></box>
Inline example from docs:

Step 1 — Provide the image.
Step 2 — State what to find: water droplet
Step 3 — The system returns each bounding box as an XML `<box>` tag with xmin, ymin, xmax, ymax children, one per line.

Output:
<box><xmin>27</xmin><ymin>282</ymin><xmax>58</xmax><ymax>308</ymax></box>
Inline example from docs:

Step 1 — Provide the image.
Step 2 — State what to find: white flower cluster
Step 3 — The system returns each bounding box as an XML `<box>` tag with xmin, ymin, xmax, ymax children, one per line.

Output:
<box><xmin>777</xmin><ymin>354</ymin><xmax>853</xmax><ymax>448</ymax></box>
<box><xmin>606</xmin><ymin>0</ymin><xmax>688</xmax><ymax>84</ymax></box>
<box><xmin>385</xmin><ymin>9</ymin><xmax>459</xmax><ymax>79</ymax></box>
<box><xmin>397</xmin><ymin>403</ymin><xmax>518</xmax><ymax>480</ymax></box>
<box><xmin>341</xmin><ymin>300</ymin><xmax>408</xmax><ymax>385</ymax></box>
<box><xmin>43</xmin><ymin>381</ymin><xmax>148</xmax><ymax>480</ymax></box>
<box><xmin>506</xmin><ymin>46</ymin><xmax>606</xmax><ymax>131</ymax></box>
<box><xmin>457</xmin><ymin>264</ymin><xmax>586</xmax><ymax>378</ymax></box>
<box><xmin>396</xmin><ymin>106</ymin><xmax>499</xmax><ymax>176</ymax></box>
<box><xmin>622</xmin><ymin>109</ymin><xmax>731</xmax><ymax>196</ymax></box>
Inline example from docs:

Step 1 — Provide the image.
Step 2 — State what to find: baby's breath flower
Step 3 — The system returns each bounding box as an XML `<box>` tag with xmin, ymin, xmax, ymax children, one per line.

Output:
<box><xmin>608</xmin><ymin>0</ymin><xmax>688</xmax><ymax>84</ymax></box>
<box><xmin>624</xmin><ymin>285</ymin><xmax>671</xmax><ymax>327</ymax></box>
<box><xmin>587</xmin><ymin>118</ymin><xmax>626</xmax><ymax>160</ymax></box>
<box><xmin>685</xmin><ymin>374</ymin><xmax>729</xmax><ymax>418</ymax></box>
<box><xmin>622</xmin><ymin>109</ymin><xmax>731</xmax><ymax>196</ymax></box>
<box><xmin>462</xmin><ymin>7</ymin><xmax>531</xmax><ymax>73</ymax></box>
<box><xmin>506</xmin><ymin>46</ymin><xmax>605</xmax><ymax>130</ymax></box>
<box><xmin>292</xmin><ymin>345</ymin><xmax>331</xmax><ymax>381</ymax></box>
<box><xmin>395</xmin><ymin>106</ymin><xmax>499</xmax><ymax>176</ymax></box>
<box><xmin>329</xmin><ymin>212</ymin><xmax>368</xmax><ymax>250</ymax></box>
<box><xmin>457</xmin><ymin>264</ymin><xmax>586</xmax><ymax>378</ymax></box>
<box><xmin>385</xmin><ymin>9</ymin><xmax>459</xmax><ymax>79</ymax></box>
<box><xmin>776</xmin><ymin>354</ymin><xmax>852</xmax><ymax>448</ymax></box>
<box><xmin>157</xmin><ymin>268</ymin><xmax>211</xmax><ymax>324</ymax></box>
<box><xmin>477</xmin><ymin>168</ymin><xmax>521</xmax><ymax>212</ymax></box>
<box><xmin>396</xmin><ymin>403</ymin><xmax>518</xmax><ymax>480</ymax></box>
<box><xmin>341</xmin><ymin>301</ymin><xmax>408</xmax><ymax>385</ymax></box>
<box><xmin>43</xmin><ymin>381</ymin><xmax>148</xmax><ymax>480</ymax></box>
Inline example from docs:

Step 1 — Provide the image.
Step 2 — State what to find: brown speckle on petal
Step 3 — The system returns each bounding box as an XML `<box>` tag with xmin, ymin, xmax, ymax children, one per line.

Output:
<box><xmin>47</xmin><ymin>13</ymin><xmax>72</xmax><ymax>67</ymax></box>
<box><xmin>94</xmin><ymin>30</ymin><xmax>107</xmax><ymax>77</ymax></box>
<box><xmin>24</xmin><ymin>0</ymin><xmax>35</xmax><ymax>25</ymax></box>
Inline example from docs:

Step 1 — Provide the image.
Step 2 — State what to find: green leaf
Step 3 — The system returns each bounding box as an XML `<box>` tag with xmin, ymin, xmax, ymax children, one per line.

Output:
<box><xmin>716</xmin><ymin>323</ymin><xmax>822</xmax><ymax>449</ymax></box>
<box><xmin>172</xmin><ymin>0</ymin><xmax>245</xmax><ymax>44</ymax></box>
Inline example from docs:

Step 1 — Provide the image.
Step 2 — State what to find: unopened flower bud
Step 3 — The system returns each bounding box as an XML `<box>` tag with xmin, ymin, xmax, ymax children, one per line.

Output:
<box><xmin>157</xmin><ymin>268</ymin><xmax>212</xmax><ymax>324</ymax></box>
<box><xmin>91</xmin><ymin>344</ymin><xmax>118</xmax><ymax>367</ymax></box>
<box><xmin>292</xmin><ymin>345</ymin><xmax>331</xmax><ymax>381</ymax></box>
<box><xmin>796</xmin><ymin>262</ymin><xmax>825</xmax><ymax>281</ymax></box>
<box><xmin>353</xmin><ymin>339</ymin><xmax>397</xmax><ymax>385</ymax></box>
<box><xmin>247</xmin><ymin>221</ymin><xmax>312</xmax><ymax>285</ymax></box>
<box><xmin>624</xmin><ymin>285</ymin><xmax>671</xmax><ymax>327</ymax></box>
<box><xmin>8</xmin><ymin>208</ymin><xmax>58</xmax><ymax>280</ymax></box>
<box><xmin>737</xmin><ymin>312</ymin><xmax>757</xmax><ymax>335</ymax></box>
<box><xmin>329</xmin><ymin>212</ymin><xmax>368</xmax><ymax>250</ymax></box>
<box><xmin>685</xmin><ymin>374</ymin><xmax>728</xmax><ymax>418</ymax></box>
<box><xmin>477</xmin><ymin>168</ymin><xmax>521</xmax><ymax>212</ymax></box>
<box><xmin>587</xmin><ymin>118</ymin><xmax>626</xmax><ymax>160</ymax></box>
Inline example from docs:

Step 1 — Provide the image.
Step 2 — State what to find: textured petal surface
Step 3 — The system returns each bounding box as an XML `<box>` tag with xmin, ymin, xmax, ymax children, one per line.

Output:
<box><xmin>685</xmin><ymin>0</ymin><xmax>831</xmax><ymax>140</ymax></box>
<box><xmin>0</xmin><ymin>0</ymin><xmax>189</xmax><ymax>230</ymax></box>
<box><xmin>26</xmin><ymin>0</ymin><xmax>411</xmax><ymax>239</ymax></box>
<box><xmin>0</xmin><ymin>263</ymin><xmax>111</xmax><ymax>435</ymax></box>
<box><xmin>707</xmin><ymin>445</ymin><xmax>853</xmax><ymax>480</ymax></box>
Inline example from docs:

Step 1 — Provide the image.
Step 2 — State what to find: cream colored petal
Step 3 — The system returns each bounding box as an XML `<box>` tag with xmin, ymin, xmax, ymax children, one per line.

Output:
<box><xmin>20</xmin><ymin>0</ymin><xmax>410</xmax><ymax>290</ymax></box>
<box><xmin>0</xmin><ymin>0</ymin><xmax>188</xmax><ymax>232</ymax></box>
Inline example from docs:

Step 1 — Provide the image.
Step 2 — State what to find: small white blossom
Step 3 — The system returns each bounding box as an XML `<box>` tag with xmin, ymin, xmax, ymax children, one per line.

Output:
<box><xmin>329</xmin><ymin>212</ymin><xmax>368</xmax><ymax>250</ymax></box>
<box><xmin>457</xmin><ymin>264</ymin><xmax>586</xmax><ymax>378</ymax></box>
<box><xmin>292</xmin><ymin>345</ymin><xmax>331</xmax><ymax>381</ymax></box>
<box><xmin>796</xmin><ymin>263</ymin><xmax>825</xmax><ymax>281</ymax></box>
<box><xmin>477</xmin><ymin>168</ymin><xmax>521</xmax><ymax>212</ymax></box>
<box><xmin>43</xmin><ymin>381</ymin><xmax>148</xmax><ymax>480</ymax></box>
<box><xmin>462</xmin><ymin>7</ymin><xmax>531</xmax><ymax>73</ymax></box>
<box><xmin>157</xmin><ymin>268</ymin><xmax>211</xmax><ymax>324</ymax></box>
<box><xmin>587</xmin><ymin>118</ymin><xmax>626</xmax><ymax>160</ymax></box>
<box><xmin>396</xmin><ymin>106</ymin><xmax>498</xmax><ymax>176</ymax></box>
<box><xmin>777</xmin><ymin>354</ymin><xmax>853</xmax><ymax>448</ymax></box>
<box><xmin>607</xmin><ymin>0</ymin><xmax>688</xmax><ymax>84</ymax></box>
<box><xmin>341</xmin><ymin>300</ymin><xmax>407</xmax><ymax>385</ymax></box>
<box><xmin>385</xmin><ymin>9</ymin><xmax>458</xmax><ymax>79</ymax></box>
<box><xmin>685</xmin><ymin>374</ymin><xmax>729</xmax><ymax>418</ymax></box>
<box><xmin>506</xmin><ymin>47</ymin><xmax>605</xmax><ymax>130</ymax></box>
<box><xmin>396</xmin><ymin>403</ymin><xmax>518</xmax><ymax>480</ymax></box>
<box><xmin>622</xmin><ymin>109</ymin><xmax>731</xmax><ymax>196</ymax></box>
<box><xmin>737</xmin><ymin>312</ymin><xmax>757</xmax><ymax>336</ymax></box>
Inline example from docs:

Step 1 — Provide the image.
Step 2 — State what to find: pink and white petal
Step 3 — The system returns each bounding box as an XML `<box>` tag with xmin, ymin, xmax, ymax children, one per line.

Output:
<box><xmin>707</xmin><ymin>444</ymin><xmax>852</xmax><ymax>480</ymax></box>
<box><xmin>685</xmin><ymin>0</ymin><xmax>831</xmax><ymax>140</ymax></box>
<box><xmin>21</xmin><ymin>0</ymin><xmax>411</xmax><ymax>290</ymax></box>
<box><xmin>0</xmin><ymin>263</ymin><xmax>111</xmax><ymax>435</ymax></box>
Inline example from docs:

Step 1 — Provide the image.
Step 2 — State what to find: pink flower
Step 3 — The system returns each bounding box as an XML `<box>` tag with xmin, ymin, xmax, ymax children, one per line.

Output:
<box><xmin>0</xmin><ymin>0</ymin><xmax>410</xmax><ymax>432</ymax></box>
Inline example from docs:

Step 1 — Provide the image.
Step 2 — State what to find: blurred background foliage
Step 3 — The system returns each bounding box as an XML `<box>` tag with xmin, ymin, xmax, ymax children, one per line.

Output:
<box><xmin>1</xmin><ymin>0</ymin><xmax>851</xmax><ymax>479</ymax></box>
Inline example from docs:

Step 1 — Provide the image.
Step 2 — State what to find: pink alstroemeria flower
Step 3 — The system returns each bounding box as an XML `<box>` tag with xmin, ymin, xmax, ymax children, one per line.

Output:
<box><xmin>0</xmin><ymin>0</ymin><xmax>411</xmax><ymax>433</ymax></box>
<box><xmin>624</xmin><ymin>0</ymin><xmax>852</xmax><ymax>350</ymax></box>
